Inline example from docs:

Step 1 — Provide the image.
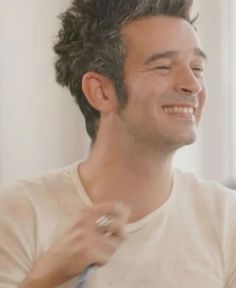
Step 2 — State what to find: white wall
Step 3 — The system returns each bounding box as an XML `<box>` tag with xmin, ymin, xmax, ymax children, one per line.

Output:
<box><xmin>175</xmin><ymin>0</ymin><xmax>232</xmax><ymax>185</ymax></box>
<box><xmin>0</xmin><ymin>0</ymin><xmax>90</xmax><ymax>185</ymax></box>
<box><xmin>228</xmin><ymin>0</ymin><xmax>236</xmax><ymax>185</ymax></box>
<box><xmin>197</xmin><ymin>0</ymin><xmax>231</xmax><ymax>183</ymax></box>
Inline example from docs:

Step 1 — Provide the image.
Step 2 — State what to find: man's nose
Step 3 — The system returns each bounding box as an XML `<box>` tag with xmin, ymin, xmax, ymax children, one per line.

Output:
<box><xmin>174</xmin><ymin>67</ymin><xmax>202</xmax><ymax>95</ymax></box>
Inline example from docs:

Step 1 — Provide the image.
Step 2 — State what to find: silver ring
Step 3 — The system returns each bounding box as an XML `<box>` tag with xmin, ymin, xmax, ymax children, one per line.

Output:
<box><xmin>96</xmin><ymin>214</ymin><xmax>113</xmax><ymax>234</ymax></box>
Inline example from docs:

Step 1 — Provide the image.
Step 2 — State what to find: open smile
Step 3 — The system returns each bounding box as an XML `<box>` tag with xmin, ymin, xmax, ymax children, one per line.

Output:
<box><xmin>161</xmin><ymin>104</ymin><xmax>197</xmax><ymax>120</ymax></box>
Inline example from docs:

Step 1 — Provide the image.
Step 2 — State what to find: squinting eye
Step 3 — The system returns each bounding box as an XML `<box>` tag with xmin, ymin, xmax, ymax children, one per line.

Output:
<box><xmin>155</xmin><ymin>66</ymin><xmax>171</xmax><ymax>70</ymax></box>
<box><xmin>192</xmin><ymin>67</ymin><xmax>204</xmax><ymax>72</ymax></box>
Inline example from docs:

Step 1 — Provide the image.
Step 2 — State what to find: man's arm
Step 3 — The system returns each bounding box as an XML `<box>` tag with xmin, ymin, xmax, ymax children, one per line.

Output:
<box><xmin>0</xmin><ymin>186</ymin><xmax>36</xmax><ymax>286</ymax></box>
<box><xmin>0</xmin><ymin>186</ymin><xmax>129</xmax><ymax>287</ymax></box>
<box><xmin>21</xmin><ymin>201</ymin><xmax>129</xmax><ymax>287</ymax></box>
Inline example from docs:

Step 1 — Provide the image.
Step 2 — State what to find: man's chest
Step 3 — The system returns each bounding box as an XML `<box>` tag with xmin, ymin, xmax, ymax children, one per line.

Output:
<box><xmin>82</xmin><ymin>232</ymin><xmax>224</xmax><ymax>288</ymax></box>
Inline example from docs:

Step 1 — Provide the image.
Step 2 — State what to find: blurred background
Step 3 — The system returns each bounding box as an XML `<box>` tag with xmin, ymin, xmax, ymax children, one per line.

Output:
<box><xmin>0</xmin><ymin>0</ymin><xmax>235</xmax><ymax>188</ymax></box>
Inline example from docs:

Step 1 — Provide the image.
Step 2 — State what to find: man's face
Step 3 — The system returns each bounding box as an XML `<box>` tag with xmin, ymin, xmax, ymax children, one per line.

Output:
<box><xmin>117</xmin><ymin>16</ymin><xmax>207</xmax><ymax>152</ymax></box>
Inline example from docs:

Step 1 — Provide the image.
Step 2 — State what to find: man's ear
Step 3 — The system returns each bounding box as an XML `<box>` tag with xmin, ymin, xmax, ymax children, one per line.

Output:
<box><xmin>81</xmin><ymin>72</ymin><xmax>118</xmax><ymax>113</ymax></box>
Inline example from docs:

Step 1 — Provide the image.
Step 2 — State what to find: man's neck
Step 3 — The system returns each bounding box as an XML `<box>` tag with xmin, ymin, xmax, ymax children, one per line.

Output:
<box><xmin>79</xmin><ymin>141</ymin><xmax>175</xmax><ymax>223</ymax></box>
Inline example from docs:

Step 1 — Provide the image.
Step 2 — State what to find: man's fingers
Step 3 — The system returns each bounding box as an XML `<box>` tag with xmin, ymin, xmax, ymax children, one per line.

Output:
<box><xmin>93</xmin><ymin>236</ymin><xmax>122</xmax><ymax>266</ymax></box>
<box><xmin>92</xmin><ymin>201</ymin><xmax>131</xmax><ymax>221</ymax></box>
<box><xmin>102</xmin><ymin>219</ymin><xmax>127</xmax><ymax>238</ymax></box>
<box><xmin>70</xmin><ymin>201</ymin><xmax>130</xmax><ymax>232</ymax></box>
<box><xmin>111</xmin><ymin>201</ymin><xmax>131</xmax><ymax>222</ymax></box>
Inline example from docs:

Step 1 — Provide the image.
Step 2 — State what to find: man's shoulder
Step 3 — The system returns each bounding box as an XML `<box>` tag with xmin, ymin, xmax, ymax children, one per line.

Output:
<box><xmin>175</xmin><ymin>169</ymin><xmax>236</xmax><ymax>209</ymax></box>
<box><xmin>0</xmin><ymin>161</ymin><xmax>79</xmax><ymax>202</ymax></box>
<box><xmin>176</xmin><ymin>168</ymin><xmax>235</xmax><ymax>193</ymax></box>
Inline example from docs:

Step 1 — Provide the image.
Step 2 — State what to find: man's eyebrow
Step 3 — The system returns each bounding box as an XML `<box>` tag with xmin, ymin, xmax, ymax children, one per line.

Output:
<box><xmin>143</xmin><ymin>48</ymin><xmax>207</xmax><ymax>65</ymax></box>
<box><xmin>193</xmin><ymin>48</ymin><xmax>207</xmax><ymax>61</ymax></box>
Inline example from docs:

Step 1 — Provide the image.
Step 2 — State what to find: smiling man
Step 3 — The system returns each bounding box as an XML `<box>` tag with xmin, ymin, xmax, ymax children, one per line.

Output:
<box><xmin>0</xmin><ymin>0</ymin><xmax>236</xmax><ymax>287</ymax></box>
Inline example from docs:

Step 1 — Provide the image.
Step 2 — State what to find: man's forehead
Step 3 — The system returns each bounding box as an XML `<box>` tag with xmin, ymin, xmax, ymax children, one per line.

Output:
<box><xmin>143</xmin><ymin>48</ymin><xmax>207</xmax><ymax>65</ymax></box>
<box><xmin>121</xmin><ymin>15</ymin><xmax>194</xmax><ymax>34</ymax></box>
<box><xmin>121</xmin><ymin>16</ymin><xmax>203</xmax><ymax>58</ymax></box>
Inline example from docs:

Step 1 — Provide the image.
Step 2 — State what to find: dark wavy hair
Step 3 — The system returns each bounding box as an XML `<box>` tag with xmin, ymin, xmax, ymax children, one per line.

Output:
<box><xmin>54</xmin><ymin>0</ymin><xmax>197</xmax><ymax>143</ymax></box>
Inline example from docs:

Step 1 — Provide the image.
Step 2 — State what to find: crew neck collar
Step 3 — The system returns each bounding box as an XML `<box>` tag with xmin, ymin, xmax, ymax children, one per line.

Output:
<box><xmin>71</xmin><ymin>160</ymin><xmax>178</xmax><ymax>234</ymax></box>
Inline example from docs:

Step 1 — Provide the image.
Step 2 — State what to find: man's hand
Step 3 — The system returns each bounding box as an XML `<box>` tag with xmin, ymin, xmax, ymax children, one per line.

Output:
<box><xmin>21</xmin><ymin>201</ymin><xmax>130</xmax><ymax>288</ymax></box>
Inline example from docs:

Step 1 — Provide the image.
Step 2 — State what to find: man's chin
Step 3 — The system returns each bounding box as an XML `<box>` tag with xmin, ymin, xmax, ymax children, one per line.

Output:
<box><xmin>183</xmin><ymin>134</ymin><xmax>197</xmax><ymax>146</ymax></box>
<box><xmin>167</xmin><ymin>135</ymin><xmax>197</xmax><ymax>152</ymax></box>
<box><xmin>178</xmin><ymin>130</ymin><xmax>197</xmax><ymax>145</ymax></box>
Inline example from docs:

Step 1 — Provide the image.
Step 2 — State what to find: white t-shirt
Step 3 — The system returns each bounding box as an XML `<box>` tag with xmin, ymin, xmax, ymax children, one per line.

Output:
<box><xmin>0</xmin><ymin>162</ymin><xmax>236</xmax><ymax>288</ymax></box>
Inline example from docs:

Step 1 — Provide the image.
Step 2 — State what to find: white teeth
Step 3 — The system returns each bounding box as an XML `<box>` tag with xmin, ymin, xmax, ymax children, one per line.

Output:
<box><xmin>163</xmin><ymin>106</ymin><xmax>194</xmax><ymax>114</ymax></box>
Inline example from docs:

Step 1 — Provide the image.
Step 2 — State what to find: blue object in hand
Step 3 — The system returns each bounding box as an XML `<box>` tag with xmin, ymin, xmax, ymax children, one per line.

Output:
<box><xmin>75</xmin><ymin>265</ymin><xmax>95</xmax><ymax>288</ymax></box>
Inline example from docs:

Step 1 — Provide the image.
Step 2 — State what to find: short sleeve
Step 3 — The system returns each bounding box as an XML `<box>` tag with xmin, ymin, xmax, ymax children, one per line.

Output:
<box><xmin>0</xmin><ymin>183</ymin><xmax>37</xmax><ymax>287</ymax></box>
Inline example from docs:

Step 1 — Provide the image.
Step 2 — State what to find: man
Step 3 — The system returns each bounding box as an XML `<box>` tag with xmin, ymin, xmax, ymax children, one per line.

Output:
<box><xmin>0</xmin><ymin>0</ymin><xmax>235</xmax><ymax>287</ymax></box>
